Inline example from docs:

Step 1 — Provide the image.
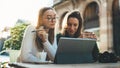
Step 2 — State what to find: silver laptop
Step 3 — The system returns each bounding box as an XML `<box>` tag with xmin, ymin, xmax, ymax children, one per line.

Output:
<box><xmin>54</xmin><ymin>37</ymin><xmax>97</xmax><ymax>64</ymax></box>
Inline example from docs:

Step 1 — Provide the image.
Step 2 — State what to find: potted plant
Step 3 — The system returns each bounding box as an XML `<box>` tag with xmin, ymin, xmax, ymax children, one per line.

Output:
<box><xmin>4</xmin><ymin>23</ymin><xmax>29</xmax><ymax>50</ymax></box>
<box><xmin>4</xmin><ymin>22</ymin><xmax>29</xmax><ymax>62</ymax></box>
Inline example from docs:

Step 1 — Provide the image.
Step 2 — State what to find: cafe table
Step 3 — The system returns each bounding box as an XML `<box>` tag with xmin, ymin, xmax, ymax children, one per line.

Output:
<box><xmin>8</xmin><ymin>61</ymin><xmax>120</xmax><ymax>68</ymax></box>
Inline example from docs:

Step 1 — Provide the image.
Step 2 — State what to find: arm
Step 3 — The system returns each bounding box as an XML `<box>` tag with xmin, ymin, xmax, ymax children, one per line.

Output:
<box><xmin>43</xmin><ymin>36</ymin><xmax>57</xmax><ymax>61</ymax></box>
<box><xmin>20</xmin><ymin>25</ymin><xmax>40</xmax><ymax>63</ymax></box>
<box><xmin>36</xmin><ymin>27</ymin><xmax>58</xmax><ymax>61</ymax></box>
<box><xmin>80</xmin><ymin>32</ymin><xmax>97</xmax><ymax>39</ymax></box>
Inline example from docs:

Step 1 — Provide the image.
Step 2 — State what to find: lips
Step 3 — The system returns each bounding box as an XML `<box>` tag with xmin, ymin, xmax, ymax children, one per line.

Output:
<box><xmin>69</xmin><ymin>31</ymin><xmax>75</xmax><ymax>35</ymax></box>
<box><xmin>50</xmin><ymin>24</ymin><xmax>55</xmax><ymax>26</ymax></box>
<box><xmin>70</xmin><ymin>30</ymin><xmax>74</xmax><ymax>33</ymax></box>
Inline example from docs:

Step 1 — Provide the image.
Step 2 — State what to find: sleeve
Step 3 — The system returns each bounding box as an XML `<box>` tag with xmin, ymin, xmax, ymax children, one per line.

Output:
<box><xmin>20</xmin><ymin>25</ymin><xmax>40</xmax><ymax>63</ymax></box>
<box><xmin>43</xmin><ymin>37</ymin><xmax>57</xmax><ymax>61</ymax></box>
<box><xmin>56</xmin><ymin>33</ymin><xmax>62</xmax><ymax>45</ymax></box>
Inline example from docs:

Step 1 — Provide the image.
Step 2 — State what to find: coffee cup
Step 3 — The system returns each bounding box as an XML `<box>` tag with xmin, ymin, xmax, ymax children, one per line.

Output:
<box><xmin>39</xmin><ymin>51</ymin><xmax>47</xmax><ymax>62</ymax></box>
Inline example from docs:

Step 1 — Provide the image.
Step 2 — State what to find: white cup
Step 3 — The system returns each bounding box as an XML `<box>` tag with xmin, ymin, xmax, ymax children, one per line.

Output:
<box><xmin>9</xmin><ymin>50</ymin><xmax>20</xmax><ymax>62</ymax></box>
<box><xmin>39</xmin><ymin>51</ymin><xmax>47</xmax><ymax>62</ymax></box>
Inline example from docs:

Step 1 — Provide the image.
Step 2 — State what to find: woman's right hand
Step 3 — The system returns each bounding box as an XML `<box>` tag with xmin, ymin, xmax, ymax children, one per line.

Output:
<box><xmin>37</xmin><ymin>27</ymin><xmax>48</xmax><ymax>43</ymax></box>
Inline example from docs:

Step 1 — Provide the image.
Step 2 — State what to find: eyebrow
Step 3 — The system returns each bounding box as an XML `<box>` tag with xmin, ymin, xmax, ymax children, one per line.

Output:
<box><xmin>47</xmin><ymin>15</ymin><xmax>56</xmax><ymax>17</ymax></box>
<box><xmin>47</xmin><ymin>15</ymin><xmax>51</xmax><ymax>17</ymax></box>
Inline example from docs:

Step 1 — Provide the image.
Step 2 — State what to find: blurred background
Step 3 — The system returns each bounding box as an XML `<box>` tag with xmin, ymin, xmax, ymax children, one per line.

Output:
<box><xmin>53</xmin><ymin>0</ymin><xmax>120</xmax><ymax>56</ymax></box>
<box><xmin>0</xmin><ymin>0</ymin><xmax>120</xmax><ymax>67</ymax></box>
<box><xmin>0</xmin><ymin>0</ymin><xmax>53</xmax><ymax>67</ymax></box>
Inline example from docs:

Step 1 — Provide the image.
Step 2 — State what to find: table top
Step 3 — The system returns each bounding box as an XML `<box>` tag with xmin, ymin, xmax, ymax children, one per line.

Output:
<box><xmin>9</xmin><ymin>62</ymin><xmax>120</xmax><ymax>68</ymax></box>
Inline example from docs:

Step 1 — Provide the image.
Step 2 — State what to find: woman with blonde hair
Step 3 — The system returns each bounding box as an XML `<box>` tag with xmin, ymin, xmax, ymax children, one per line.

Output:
<box><xmin>18</xmin><ymin>7</ymin><xmax>57</xmax><ymax>63</ymax></box>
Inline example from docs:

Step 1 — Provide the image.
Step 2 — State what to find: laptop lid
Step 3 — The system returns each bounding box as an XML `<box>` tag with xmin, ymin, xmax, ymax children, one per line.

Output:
<box><xmin>54</xmin><ymin>37</ymin><xmax>97</xmax><ymax>64</ymax></box>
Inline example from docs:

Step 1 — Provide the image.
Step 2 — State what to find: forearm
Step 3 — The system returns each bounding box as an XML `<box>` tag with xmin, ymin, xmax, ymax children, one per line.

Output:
<box><xmin>21</xmin><ymin>53</ymin><xmax>40</xmax><ymax>63</ymax></box>
<box><xmin>43</xmin><ymin>40</ymin><xmax>57</xmax><ymax>61</ymax></box>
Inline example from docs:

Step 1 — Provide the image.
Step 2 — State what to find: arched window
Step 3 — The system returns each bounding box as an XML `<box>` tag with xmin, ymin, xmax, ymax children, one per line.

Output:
<box><xmin>83</xmin><ymin>2</ymin><xmax>100</xmax><ymax>41</ymax></box>
<box><xmin>83</xmin><ymin>2</ymin><xmax>99</xmax><ymax>29</ymax></box>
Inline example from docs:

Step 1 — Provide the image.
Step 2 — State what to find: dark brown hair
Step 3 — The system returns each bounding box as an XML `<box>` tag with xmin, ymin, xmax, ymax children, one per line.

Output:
<box><xmin>65</xmin><ymin>11</ymin><xmax>82</xmax><ymax>37</ymax></box>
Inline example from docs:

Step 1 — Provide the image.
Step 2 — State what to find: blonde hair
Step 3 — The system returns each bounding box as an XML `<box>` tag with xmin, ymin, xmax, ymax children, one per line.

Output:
<box><xmin>61</xmin><ymin>11</ymin><xmax>72</xmax><ymax>35</ymax></box>
<box><xmin>35</xmin><ymin>7</ymin><xmax>55</xmax><ymax>51</ymax></box>
<box><xmin>36</xmin><ymin>7</ymin><xmax>53</xmax><ymax>29</ymax></box>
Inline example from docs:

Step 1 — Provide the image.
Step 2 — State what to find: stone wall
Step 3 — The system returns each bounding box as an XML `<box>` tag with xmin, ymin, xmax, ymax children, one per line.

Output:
<box><xmin>53</xmin><ymin>0</ymin><xmax>114</xmax><ymax>53</ymax></box>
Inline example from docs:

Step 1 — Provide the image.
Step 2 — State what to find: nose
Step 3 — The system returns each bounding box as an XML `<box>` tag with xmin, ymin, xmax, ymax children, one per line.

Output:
<box><xmin>50</xmin><ymin>20</ymin><xmax>56</xmax><ymax>24</ymax></box>
<box><xmin>50</xmin><ymin>18</ymin><xmax>56</xmax><ymax>23</ymax></box>
<box><xmin>70</xmin><ymin>25</ymin><xmax>74</xmax><ymax>31</ymax></box>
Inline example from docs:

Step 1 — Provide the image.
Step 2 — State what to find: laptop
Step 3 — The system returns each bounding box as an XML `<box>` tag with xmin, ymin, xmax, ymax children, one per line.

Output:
<box><xmin>54</xmin><ymin>37</ymin><xmax>97</xmax><ymax>64</ymax></box>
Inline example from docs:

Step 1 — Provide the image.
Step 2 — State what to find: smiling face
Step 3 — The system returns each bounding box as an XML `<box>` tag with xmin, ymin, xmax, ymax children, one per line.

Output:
<box><xmin>42</xmin><ymin>9</ymin><xmax>56</xmax><ymax>29</ymax></box>
<box><xmin>66</xmin><ymin>17</ymin><xmax>79</xmax><ymax>37</ymax></box>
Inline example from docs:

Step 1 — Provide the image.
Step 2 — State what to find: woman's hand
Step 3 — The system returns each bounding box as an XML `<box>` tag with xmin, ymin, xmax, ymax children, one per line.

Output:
<box><xmin>37</xmin><ymin>27</ymin><xmax>48</xmax><ymax>43</ymax></box>
<box><xmin>80</xmin><ymin>32</ymin><xmax>97</xmax><ymax>39</ymax></box>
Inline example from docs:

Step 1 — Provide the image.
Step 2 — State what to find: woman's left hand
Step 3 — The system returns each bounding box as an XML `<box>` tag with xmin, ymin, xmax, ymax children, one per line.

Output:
<box><xmin>80</xmin><ymin>32</ymin><xmax>97</xmax><ymax>39</ymax></box>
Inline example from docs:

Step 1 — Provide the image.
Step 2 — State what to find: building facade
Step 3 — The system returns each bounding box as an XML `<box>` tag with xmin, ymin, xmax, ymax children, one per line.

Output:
<box><xmin>53</xmin><ymin>0</ymin><xmax>120</xmax><ymax>55</ymax></box>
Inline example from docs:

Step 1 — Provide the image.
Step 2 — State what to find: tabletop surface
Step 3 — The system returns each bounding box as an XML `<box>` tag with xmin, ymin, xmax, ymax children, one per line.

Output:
<box><xmin>9</xmin><ymin>62</ymin><xmax>120</xmax><ymax>68</ymax></box>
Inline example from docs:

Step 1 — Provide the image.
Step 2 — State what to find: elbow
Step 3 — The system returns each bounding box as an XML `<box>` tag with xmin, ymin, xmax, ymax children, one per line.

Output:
<box><xmin>47</xmin><ymin>52</ymin><xmax>56</xmax><ymax>61</ymax></box>
<box><xmin>20</xmin><ymin>53</ymin><xmax>39</xmax><ymax>63</ymax></box>
<box><xmin>50</xmin><ymin>56</ymin><xmax>55</xmax><ymax>61</ymax></box>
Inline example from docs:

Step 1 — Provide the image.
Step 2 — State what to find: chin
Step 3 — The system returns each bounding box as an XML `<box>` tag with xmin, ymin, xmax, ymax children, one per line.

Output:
<box><xmin>69</xmin><ymin>33</ymin><xmax>74</xmax><ymax>36</ymax></box>
<box><xmin>69</xmin><ymin>33</ymin><xmax>74</xmax><ymax>35</ymax></box>
<box><xmin>50</xmin><ymin>26</ymin><xmax>55</xmax><ymax>29</ymax></box>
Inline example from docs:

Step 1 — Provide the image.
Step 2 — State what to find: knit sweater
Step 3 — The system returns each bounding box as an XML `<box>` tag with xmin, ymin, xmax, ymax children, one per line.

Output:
<box><xmin>18</xmin><ymin>25</ymin><xmax>57</xmax><ymax>63</ymax></box>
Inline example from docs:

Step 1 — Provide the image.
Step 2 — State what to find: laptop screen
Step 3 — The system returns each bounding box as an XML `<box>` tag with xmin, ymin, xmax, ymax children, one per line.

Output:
<box><xmin>54</xmin><ymin>37</ymin><xmax>97</xmax><ymax>64</ymax></box>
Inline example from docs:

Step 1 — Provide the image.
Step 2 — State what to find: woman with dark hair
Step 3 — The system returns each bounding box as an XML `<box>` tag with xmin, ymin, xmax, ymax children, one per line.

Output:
<box><xmin>56</xmin><ymin>11</ymin><xmax>99</xmax><ymax>62</ymax></box>
<box><xmin>56</xmin><ymin>11</ymin><xmax>83</xmax><ymax>44</ymax></box>
<box><xmin>18</xmin><ymin>7</ymin><xmax>57</xmax><ymax>63</ymax></box>
<box><xmin>57</xmin><ymin>10</ymin><xmax>97</xmax><ymax>43</ymax></box>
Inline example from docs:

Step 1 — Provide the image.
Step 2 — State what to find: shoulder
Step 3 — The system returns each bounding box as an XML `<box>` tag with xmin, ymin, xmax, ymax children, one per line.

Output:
<box><xmin>56</xmin><ymin>33</ymin><xmax>63</xmax><ymax>37</ymax></box>
<box><xmin>56</xmin><ymin>33</ymin><xmax>64</xmax><ymax>45</ymax></box>
<box><xmin>56</xmin><ymin>33</ymin><xmax>64</xmax><ymax>40</ymax></box>
<box><xmin>23</xmin><ymin>25</ymin><xmax>36</xmax><ymax>36</ymax></box>
<box><xmin>25</xmin><ymin>25</ymin><xmax>36</xmax><ymax>32</ymax></box>
<box><xmin>26</xmin><ymin>25</ymin><xmax>36</xmax><ymax>30</ymax></box>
